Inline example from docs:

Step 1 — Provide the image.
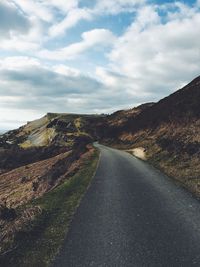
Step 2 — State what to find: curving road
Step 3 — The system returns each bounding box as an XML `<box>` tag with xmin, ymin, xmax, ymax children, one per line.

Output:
<box><xmin>53</xmin><ymin>144</ymin><xmax>200</xmax><ymax>267</ymax></box>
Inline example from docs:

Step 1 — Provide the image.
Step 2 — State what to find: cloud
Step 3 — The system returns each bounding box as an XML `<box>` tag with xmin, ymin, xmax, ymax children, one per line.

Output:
<box><xmin>0</xmin><ymin>1</ymin><xmax>46</xmax><ymax>53</ymax></box>
<box><xmin>0</xmin><ymin>56</ymin><xmax>146</xmax><ymax>123</ymax></box>
<box><xmin>0</xmin><ymin>0</ymin><xmax>145</xmax><ymax>53</ymax></box>
<box><xmin>52</xmin><ymin>65</ymin><xmax>81</xmax><ymax>76</ymax></box>
<box><xmin>48</xmin><ymin>8</ymin><xmax>92</xmax><ymax>38</ymax></box>
<box><xmin>11</xmin><ymin>0</ymin><xmax>90</xmax><ymax>41</ymax></box>
<box><xmin>0</xmin><ymin>57</ymin><xmax>102</xmax><ymax>97</ymax></box>
<box><xmin>47</xmin><ymin>0</ymin><xmax>146</xmax><ymax>38</ymax></box>
<box><xmin>47</xmin><ymin>0</ymin><xmax>146</xmax><ymax>39</ymax></box>
<box><xmin>0</xmin><ymin>57</ymin><xmax>41</xmax><ymax>70</ymax></box>
<box><xmin>39</xmin><ymin>29</ymin><xmax>116</xmax><ymax>60</ymax></box>
<box><xmin>0</xmin><ymin>1</ymin><xmax>31</xmax><ymax>38</ymax></box>
<box><xmin>0</xmin><ymin>57</ymin><xmax>105</xmax><ymax>112</ymax></box>
<box><xmin>12</xmin><ymin>0</ymin><xmax>53</xmax><ymax>22</ymax></box>
<box><xmin>1</xmin><ymin>1</ymin><xmax>80</xmax><ymax>52</ymax></box>
<box><xmin>0</xmin><ymin>38</ymin><xmax>39</xmax><ymax>52</ymax></box>
<box><xmin>94</xmin><ymin>0</ymin><xmax>146</xmax><ymax>15</ymax></box>
<box><xmin>2</xmin><ymin>0</ymin><xmax>150</xmax><ymax>44</ymax></box>
<box><xmin>47</xmin><ymin>0</ymin><xmax>78</xmax><ymax>13</ymax></box>
<box><xmin>105</xmin><ymin>3</ymin><xmax>200</xmax><ymax>99</ymax></box>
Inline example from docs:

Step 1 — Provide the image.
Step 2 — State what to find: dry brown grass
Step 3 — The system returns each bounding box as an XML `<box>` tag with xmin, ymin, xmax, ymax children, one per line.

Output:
<box><xmin>0</xmin><ymin>146</ymin><xmax>99</xmax><ymax>266</ymax></box>
<box><xmin>110</xmin><ymin>119</ymin><xmax>200</xmax><ymax>198</ymax></box>
<box><xmin>0</xmin><ymin>206</ymin><xmax>42</xmax><ymax>255</ymax></box>
<box><xmin>0</xmin><ymin>152</ymin><xmax>70</xmax><ymax>208</ymax></box>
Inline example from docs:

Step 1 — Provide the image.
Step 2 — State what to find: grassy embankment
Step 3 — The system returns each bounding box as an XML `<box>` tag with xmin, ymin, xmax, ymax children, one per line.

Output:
<box><xmin>1</xmin><ymin>147</ymin><xmax>99</xmax><ymax>267</ymax></box>
<box><xmin>106</xmin><ymin>137</ymin><xmax>200</xmax><ymax>198</ymax></box>
<box><xmin>123</xmin><ymin>139</ymin><xmax>200</xmax><ymax>198</ymax></box>
<box><xmin>146</xmin><ymin>144</ymin><xmax>200</xmax><ymax>197</ymax></box>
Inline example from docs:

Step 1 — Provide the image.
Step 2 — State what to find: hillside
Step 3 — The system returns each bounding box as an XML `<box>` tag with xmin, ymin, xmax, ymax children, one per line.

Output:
<box><xmin>102</xmin><ymin>76</ymin><xmax>200</xmax><ymax>196</ymax></box>
<box><xmin>0</xmin><ymin>113</ymin><xmax>105</xmax><ymax>149</ymax></box>
<box><xmin>0</xmin><ymin>112</ymin><xmax>101</xmax><ymax>264</ymax></box>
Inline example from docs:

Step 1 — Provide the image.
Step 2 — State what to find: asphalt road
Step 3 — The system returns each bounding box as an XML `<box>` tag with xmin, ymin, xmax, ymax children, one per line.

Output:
<box><xmin>53</xmin><ymin>144</ymin><xmax>200</xmax><ymax>267</ymax></box>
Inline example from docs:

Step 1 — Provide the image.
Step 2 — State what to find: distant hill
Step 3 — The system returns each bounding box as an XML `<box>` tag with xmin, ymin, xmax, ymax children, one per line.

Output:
<box><xmin>0</xmin><ymin>113</ymin><xmax>105</xmax><ymax>148</ymax></box>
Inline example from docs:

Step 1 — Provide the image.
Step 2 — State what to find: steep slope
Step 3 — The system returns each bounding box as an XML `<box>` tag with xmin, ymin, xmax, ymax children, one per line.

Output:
<box><xmin>106</xmin><ymin>103</ymin><xmax>155</xmax><ymax>127</ymax></box>
<box><xmin>123</xmin><ymin>76</ymin><xmax>200</xmax><ymax>132</ymax></box>
<box><xmin>116</xmin><ymin>76</ymin><xmax>200</xmax><ymax>147</ymax></box>
<box><xmin>103</xmin><ymin>76</ymin><xmax>200</xmax><ymax>196</ymax></box>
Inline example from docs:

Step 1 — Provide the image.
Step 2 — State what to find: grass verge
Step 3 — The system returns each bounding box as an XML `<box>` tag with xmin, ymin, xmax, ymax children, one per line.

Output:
<box><xmin>107</xmin><ymin>141</ymin><xmax>200</xmax><ymax>198</ymax></box>
<box><xmin>0</xmin><ymin>148</ymin><xmax>99</xmax><ymax>267</ymax></box>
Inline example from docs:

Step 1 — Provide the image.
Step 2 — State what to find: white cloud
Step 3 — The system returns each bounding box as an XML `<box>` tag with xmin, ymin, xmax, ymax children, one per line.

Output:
<box><xmin>48</xmin><ymin>0</ymin><xmax>146</xmax><ymax>39</ymax></box>
<box><xmin>0</xmin><ymin>38</ymin><xmax>39</xmax><ymax>52</ymax></box>
<box><xmin>47</xmin><ymin>0</ymin><xmax>147</xmax><ymax>39</ymax></box>
<box><xmin>48</xmin><ymin>8</ymin><xmax>92</xmax><ymax>38</ymax></box>
<box><xmin>81</xmin><ymin>28</ymin><xmax>116</xmax><ymax>45</ymax></box>
<box><xmin>0</xmin><ymin>0</ymin><xmax>145</xmax><ymax>53</ymax></box>
<box><xmin>0</xmin><ymin>56</ymin><xmax>145</xmax><ymax>126</ymax></box>
<box><xmin>0</xmin><ymin>57</ymin><xmax>41</xmax><ymax>70</ymax></box>
<box><xmin>95</xmin><ymin>67</ymin><xmax>152</xmax><ymax>99</ymax></box>
<box><xmin>0</xmin><ymin>56</ymin><xmax>103</xmax><ymax>102</ymax></box>
<box><xmin>9</xmin><ymin>0</ymin><xmax>83</xmax><ymax>41</ymax></box>
<box><xmin>39</xmin><ymin>29</ymin><xmax>116</xmax><ymax>60</ymax></box>
<box><xmin>133</xmin><ymin>5</ymin><xmax>160</xmax><ymax>28</ymax></box>
<box><xmin>47</xmin><ymin>0</ymin><xmax>78</xmax><ymax>13</ymax></box>
<box><xmin>96</xmin><ymin>67</ymin><xmax>119</xmax><ymax>87</ymax></box>
<box><xmin>0</xmin><ymin>2</ymin><xmax>45</xmax><ymax>53</ymax></box>
<box><xmin>0</xmin><ymin>1</ymin><xmax>31</xmax><ymax>38</ymax></box>
<box><xmin>94</xmin><ymin>0</ymin><xmax>146</xmax><ymax>15</ymax></box>
<box><xmin>53</xmin><ymin>65</ymin><xmax>80</xmax><ymax>77</ymax></box>
<box><xmin>106</xmin><ymin>4</ymin><xmax>200</xmax><ymax>98</ymax></box>
<box><xmin>12</xmin><ymin>0</ymin><xmax>53</xmax><ymax>22</ymax></box>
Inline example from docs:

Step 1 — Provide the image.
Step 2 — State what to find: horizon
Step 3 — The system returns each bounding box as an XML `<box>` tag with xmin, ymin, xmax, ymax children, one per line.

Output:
<box><xmin>0</xmin><ymin>0</ymin><xmax>200</xmax><ymax>130</ymax></box>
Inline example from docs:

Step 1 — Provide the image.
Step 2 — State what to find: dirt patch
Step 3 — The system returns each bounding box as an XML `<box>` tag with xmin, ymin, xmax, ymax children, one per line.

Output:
<box><xmin>127</xmin><ymin>147</ymin><xmax>147</xmax><ymax>160</ymax></box>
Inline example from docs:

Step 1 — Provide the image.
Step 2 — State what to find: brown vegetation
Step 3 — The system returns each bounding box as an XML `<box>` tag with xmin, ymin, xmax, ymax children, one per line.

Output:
<box><xmin>101</xmin><ymin>76</ymin><xmax>200</xmax><ymax>196</ymax></box>
<box><xmin>0</xmin><ymin>112</ymin><xmax>96</xmax><ymax>257</ymax></box>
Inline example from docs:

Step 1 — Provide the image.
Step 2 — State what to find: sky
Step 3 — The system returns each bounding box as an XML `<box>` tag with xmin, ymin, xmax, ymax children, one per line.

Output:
<box><xmin>0</xmin><ymin>0</ymin><xmax>200</xmax><ymax>130</ymax></box>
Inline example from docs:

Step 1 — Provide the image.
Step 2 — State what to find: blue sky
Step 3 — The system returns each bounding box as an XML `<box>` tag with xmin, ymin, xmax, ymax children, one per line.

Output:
<box><xmin>0</xmin><ymin>0</ymin><xmax>200</xmax><ymax>130</ymax></box>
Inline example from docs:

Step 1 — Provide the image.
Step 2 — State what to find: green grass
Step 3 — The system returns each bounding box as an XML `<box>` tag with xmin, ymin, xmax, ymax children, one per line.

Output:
<box><xmin>1</xmin><ymin>148</ymin><xmax>99</xmax><ymax>267</ymax></box>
